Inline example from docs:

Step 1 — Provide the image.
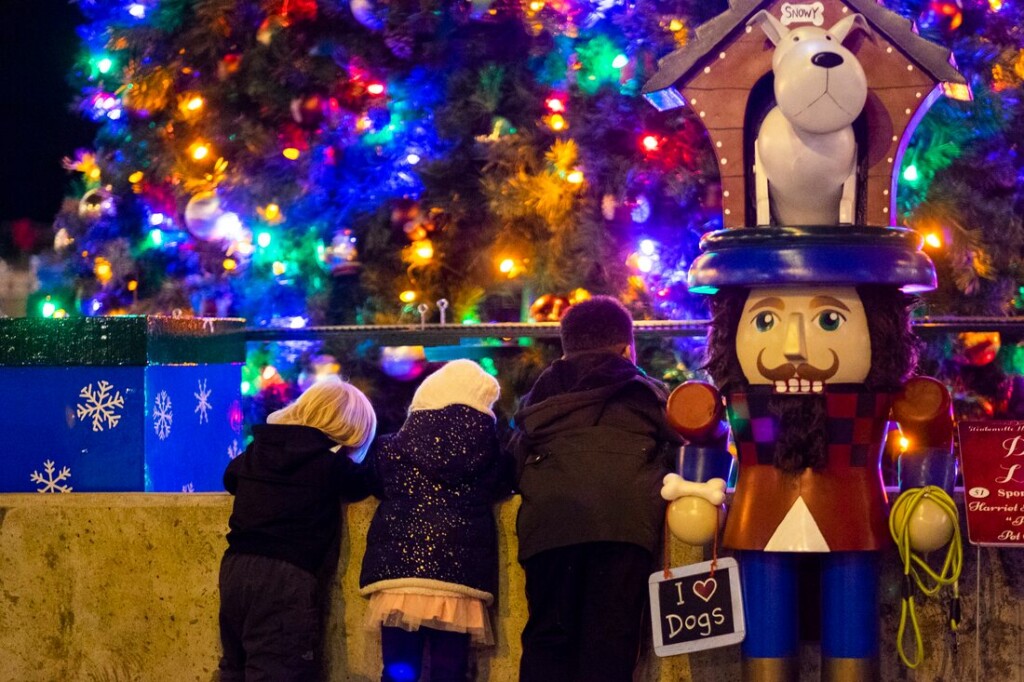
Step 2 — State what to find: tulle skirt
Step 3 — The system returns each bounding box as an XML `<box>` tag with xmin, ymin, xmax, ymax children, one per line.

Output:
<box><xmin>365</xmin><ymin>590</ymin><xmax>494</xmax><ymax>646</ymax></box>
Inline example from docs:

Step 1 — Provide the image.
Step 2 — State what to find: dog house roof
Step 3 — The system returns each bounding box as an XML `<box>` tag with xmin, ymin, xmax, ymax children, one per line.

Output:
<box><xmin>643</xmin><ymin>0</ymin><xmax>966</xmax><ymax>108</ymax></box>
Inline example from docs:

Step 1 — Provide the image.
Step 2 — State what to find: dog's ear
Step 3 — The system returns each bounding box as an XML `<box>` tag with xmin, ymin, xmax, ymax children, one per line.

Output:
<box><xmin>828</xmin><ymin>13</ymin><xmax>873</xmax><ymax>44</ymax></box>
<box><xmin>747</xmin><ymin>10</ymin><xmax>787</xmax><ymax>46</ymax></box>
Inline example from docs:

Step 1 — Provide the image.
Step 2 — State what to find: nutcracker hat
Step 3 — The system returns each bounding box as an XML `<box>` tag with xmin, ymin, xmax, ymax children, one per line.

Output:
<box><xmin>687</xmin><ymin>226</ymin><xmax>937</xmax><ymax>293</ymax></box>
<box><xmin>409</xmin><ymin>359</ymin><xmax>501</xmax><ymax>418</ymax></box>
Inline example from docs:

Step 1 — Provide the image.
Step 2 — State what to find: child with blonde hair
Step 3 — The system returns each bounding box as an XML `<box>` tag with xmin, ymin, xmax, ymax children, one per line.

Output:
<box><xmin>359</xmin><ymin>359</ymin><xmax>511</xmax><ymax>682</ymax></box>
<box><xmin>219</xmin><ymin>376</ymin><xmax>377</xmax><ymax>682</ymax></box>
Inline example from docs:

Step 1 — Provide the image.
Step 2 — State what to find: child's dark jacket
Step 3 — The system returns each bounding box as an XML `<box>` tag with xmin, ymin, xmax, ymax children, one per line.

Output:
<box><xmin>359</xmin><ymin>405</ymin><xmax>510</xmax><ymax>603</ymax></box>
<box><xmin>224</xmin><ymin>424</ymin><xmax>369</xmax><ymax>574</ymax></box>
<box><xmin>511</xmin><ymin>351</ymin><xmax>679</xmax><ymax>562</ymax></box>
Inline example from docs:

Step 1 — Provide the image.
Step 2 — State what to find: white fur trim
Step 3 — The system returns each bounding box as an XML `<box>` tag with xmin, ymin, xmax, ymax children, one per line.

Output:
<box><xmin>360</xmin><ymin>578</ymin><xmax>494</xmax><ymax>605</ymax></box>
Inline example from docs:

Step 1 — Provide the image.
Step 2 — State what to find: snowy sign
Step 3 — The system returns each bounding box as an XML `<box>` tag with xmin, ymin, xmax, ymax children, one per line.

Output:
<box><xmin>958</xmin><ymin>420</ymin><xmax>1024</xmax><ymax>546</ymax></box>
<box><xmin>648</xmin><ymin>557</ymin><xmax>745</xmax><ymax>656</ymax></box>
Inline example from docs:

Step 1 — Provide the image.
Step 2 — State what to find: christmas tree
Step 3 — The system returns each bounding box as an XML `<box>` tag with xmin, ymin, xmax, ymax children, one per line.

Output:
<box><xmin>48</xmin><ymin>0</ymin><xmax>1024</xmax><ymax>423</ymax></box>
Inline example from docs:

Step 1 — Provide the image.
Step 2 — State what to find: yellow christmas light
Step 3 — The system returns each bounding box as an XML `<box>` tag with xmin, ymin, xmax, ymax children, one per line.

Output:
<box><xmin>399</xmin><ymin>290</ymin><xmax>418</xmax><ymax>303</ymax></box>
<box><xmin>924</xmin><ymin>233</ymin><xmax>942</xmax><ymax>248</ymax></box>
<box><xmin>272</xmin><ymin>261</ymin><xmax>287</xmax><ymax>276</ymax></box>
<box><xmin>669</xmin><ymin>18</ymin><xmax>684</xmax><ymax>31</ymax></box>
<box><xmin>499</xmin><ymin>258</ymin><xmax>515</xmax><ymax>274</ymax></box>
<box><xmin>263</xmin><ymin>203</ymin><xmax>281</xmax><ymax>222</ymax></box>
<box><xmin>186</xmin><ymin>95</ymin><xmax>203</xmax><ymax>111</ymax></box>
<box><xmin>282</xmin><ymin>147</ymin><xmax>301</xmax><ymax>160</ymax></box>
<box><xmin>412</xmin><ymin>239</ymin><xmax>434</xmax><ymax>263</ymax></box>
<box><xmin>223</xmin><ymin>258</ymin><xmax>237</xmax><ymax>271</ymax></box>
<box><xmin>88</xmin><ymin>167</ymin><xmax>102</xmax><ymax>181</ymax></box>
<box><xmin>94</xmin><ymin>257</ymin><xmax>113</xmax><ymax>284</ymax></box>
<box><xmin>128</xmin><ymin>171</ymin><xmax>144</xmax><ymax>184</ymax></box>
<box><xmin>190</xmin><ymin>141</ymin><xmax>211</xmax><ymax>161</ymax></box>
<box><xmin>127</xmin><ymin>280</ymin><xmax>138</xmax><ymax>292</ymax></box>
<box><xmin>548</xmin><ymin>113</ymin><xmax>567</xmax><ymax>131</ymax></box>
<box><xmin>566</xmin><ymin>170</ymin><xmax>585</xmax><ymax>184</ymax></box>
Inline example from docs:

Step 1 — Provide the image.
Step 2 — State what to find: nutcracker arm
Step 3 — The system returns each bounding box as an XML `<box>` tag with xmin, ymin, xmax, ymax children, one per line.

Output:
<box><xmin>666</xmin><ymin>381</ymin><xmax>734</xmax><ymax>483</ymax></box>
<box><xmin>891</xmin><ymin>377</ymin><xmax>959</xmax><ymax>552</ymax></box>
<box><xmin>892</xmin><ymin>376</ymin><xmax>957</xmax><ymax>493</ymax></box>
<box><xmin>661</xmin><ymin>382</ymin><xmax>734</xmax><ymax>545</ymax></box>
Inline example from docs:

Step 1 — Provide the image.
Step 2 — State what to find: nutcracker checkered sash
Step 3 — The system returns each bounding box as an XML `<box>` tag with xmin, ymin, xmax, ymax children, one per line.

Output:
<box><xmin>727</xmin><ymin>387</ymin><xmax>893</xmax><ymax>469</ymax></box>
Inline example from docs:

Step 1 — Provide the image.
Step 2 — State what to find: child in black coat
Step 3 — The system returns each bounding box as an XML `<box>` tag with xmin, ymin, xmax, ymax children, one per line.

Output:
<box><xmin>218</xmin><ymin>376</ymin><xmax>377</xmax><ymax>682</ymax></box>
<box><xmin>359</xmin><ymin>359</ymin><xmax>509</xmax><ymax>682</ymax></box>
<box><xmin>511</xmin><ymin>296</ymin><xmax>680</xmax><ymax>682</ymax></box>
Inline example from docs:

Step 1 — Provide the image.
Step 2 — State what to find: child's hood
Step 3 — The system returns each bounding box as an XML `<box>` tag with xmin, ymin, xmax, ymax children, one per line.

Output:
<box><xmin>515</xmin><ymin>352</ymin><xmax>668</xmax><ymax>441</ymax></box>
<box><xmin>241</xmin><ymin>424</ymin><xmax>338</xmax><ymax>475</ymax></box>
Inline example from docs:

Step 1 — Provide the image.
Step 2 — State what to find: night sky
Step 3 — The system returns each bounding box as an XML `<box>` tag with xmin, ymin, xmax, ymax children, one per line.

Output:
<box><xmin>0</xmin><ymin>0</ymin><xmax>97</xmax><ymax>223</ymax></box>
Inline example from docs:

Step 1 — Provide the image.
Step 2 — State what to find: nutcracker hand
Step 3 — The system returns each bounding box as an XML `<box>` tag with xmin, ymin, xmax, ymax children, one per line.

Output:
<box><xmin>661</xmin><ymin>473</ymin><xmax>726</xmax><ymax>506</ymax></box>
<box><xmin>906</xmin><ymin>497</ymin><xmax>955</xmax><ymax>552</ymax></box>
<box><xmin>891</xmin><ymin>488</ymin><xmax>957</xmax><ymax>553</ymax></box>
<box><xmin>666</xmin><ymin>495</ymin><xmax>724</xmax><ymax>546</ymax></box>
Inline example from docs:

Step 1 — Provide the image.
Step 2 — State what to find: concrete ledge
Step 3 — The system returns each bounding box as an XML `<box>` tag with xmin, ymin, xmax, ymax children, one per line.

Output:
<box><xmin>0</xmin><ymin>494</ymin><xmax>1021</xmax><ymax>681</ymax></box>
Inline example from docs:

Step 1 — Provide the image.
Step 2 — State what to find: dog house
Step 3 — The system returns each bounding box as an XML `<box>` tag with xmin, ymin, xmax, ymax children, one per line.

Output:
<box><xmin>643</xmin><ymin>0</ymin><xmax>968</xmax><ymax>228</ymax></box>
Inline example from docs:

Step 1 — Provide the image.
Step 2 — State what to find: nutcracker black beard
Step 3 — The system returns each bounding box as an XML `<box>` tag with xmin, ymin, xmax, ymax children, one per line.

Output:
<box><xmin>704</xmin><ymin>286</ymin><xmax>919</xmax><ymax>473</ymax></box>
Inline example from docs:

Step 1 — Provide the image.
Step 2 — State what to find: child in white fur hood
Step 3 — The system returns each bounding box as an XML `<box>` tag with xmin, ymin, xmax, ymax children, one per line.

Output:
<box><xmin>358</xmin><ymin>359</ymin><xmax>513</xmax><ymax>682</ymax></box>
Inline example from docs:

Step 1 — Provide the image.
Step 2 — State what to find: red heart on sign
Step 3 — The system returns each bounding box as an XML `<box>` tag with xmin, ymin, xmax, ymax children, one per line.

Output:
<box><xmin>692</xmin><ymin>578</ymin><xmax>717</xmax><ymax>602</ymax></box>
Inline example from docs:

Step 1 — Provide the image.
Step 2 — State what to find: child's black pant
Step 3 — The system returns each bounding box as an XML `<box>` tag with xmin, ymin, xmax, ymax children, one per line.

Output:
<box><xmin>218</xmin><ymin>553</ymin><xmax>320</xmax><ymax>682</ymax></box>
<box><xmin>519</xmin><ymin>542</ymin><xmax>651</xmax><ymax>682</ymax></box>
<box><xmin>381</xmin><ymin>625</ymin><xmax>470</xmax><ymax>682</ymax></box>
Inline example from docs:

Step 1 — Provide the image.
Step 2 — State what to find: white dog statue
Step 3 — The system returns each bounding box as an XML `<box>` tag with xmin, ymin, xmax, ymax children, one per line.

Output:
<box><xmin>749</xmin><ymin>10</ymin><xmax>872</xmax><ymax>226</ymax></box>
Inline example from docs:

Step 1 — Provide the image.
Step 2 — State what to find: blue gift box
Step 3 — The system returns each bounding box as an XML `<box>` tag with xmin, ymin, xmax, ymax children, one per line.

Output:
<box><xmin>0</xmin><ymin>316</ymin><xmax>245</xmax><ymax>492</ymax></box>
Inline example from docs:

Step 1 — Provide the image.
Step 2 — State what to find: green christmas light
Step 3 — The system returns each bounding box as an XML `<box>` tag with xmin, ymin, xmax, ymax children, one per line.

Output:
<box><xmin>41</xmin><ymin>301</ymin><xmax>56</xmax><ymax>317</ymax></box>
<box><xmin>96</xmin><ymin>57</ymin><xmax>113</xmax><ymax>74</ymax></box>
<box><xmin>902</xmin><ymin>164</ymin><xmax>919</xmax><ymax>182</ymax></box>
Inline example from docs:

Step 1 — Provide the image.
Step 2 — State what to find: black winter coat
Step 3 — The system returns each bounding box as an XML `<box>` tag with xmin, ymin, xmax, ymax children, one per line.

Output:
<box><xmin>224</xmin><ymin>424</ymin><xmax>369</xmax><ymax>574</ymax></box>
<box><xmin>511</xmin><ymin>352</ymin><xmax>679</xmax><ymax>561</ymax></box>
<box><xmin>359</xmin><ymin>405</ymin><xmax>511</xmax><ymax>603</ymax></box>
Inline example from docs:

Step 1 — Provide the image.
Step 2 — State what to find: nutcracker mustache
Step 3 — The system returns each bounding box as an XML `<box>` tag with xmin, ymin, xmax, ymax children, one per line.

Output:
<box><xmin>756</xmin><ymin>350</ymin><xmax>839</xmax><ymax>383</ymax></box>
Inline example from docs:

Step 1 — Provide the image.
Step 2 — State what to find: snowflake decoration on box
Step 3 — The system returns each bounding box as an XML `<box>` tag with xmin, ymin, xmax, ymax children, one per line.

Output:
<box><xmin>182</xmin><ymin>482</ymin><xmax>195</xmax><ymax>493</ymax></box>
<box><xmin>76</xmin><ymin>380</ymin><xmax>125</xmax><ymax>432</ymax></box>
<box><xmin>227</xmin><ymin>439</ymin><xmax>241</xmax><ymax>460</ymax></box>
<box><xmin>194</xmin><ymin>379</ymin><xmax>212</xmax><ymax>424</ymax></box>
<box><xmin>30</xmin><ymin>459</ymin><xmax>72</xmax><ymax>493</ymax></box>
<box><xmin>153</xmin><ymin>390</ymin><xmax>173</xmax><ymax>440</ymax></box>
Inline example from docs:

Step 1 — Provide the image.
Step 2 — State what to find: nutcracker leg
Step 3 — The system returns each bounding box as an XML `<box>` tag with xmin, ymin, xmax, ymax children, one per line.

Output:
<box><xmin>821</xmin><ymin>551</ymin><xmax>880</xmax><ymax>682</ymax></box>
<box><xmin>739</xmin><ymin>551</ymin><xmax>799</xmax><ymax>682</ymax></box>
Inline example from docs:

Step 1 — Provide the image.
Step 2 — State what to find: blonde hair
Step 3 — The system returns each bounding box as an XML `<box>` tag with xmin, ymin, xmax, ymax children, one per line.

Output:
<box><xmin>266</xmin><ymin>375</ymin><xmax>377</xmax><ymax>462</ymax></box>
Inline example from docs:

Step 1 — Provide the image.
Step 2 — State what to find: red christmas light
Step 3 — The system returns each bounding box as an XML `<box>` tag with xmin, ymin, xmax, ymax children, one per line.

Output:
<box><xmin>545</xmin><ymin>96</ymin><xmax>566</xmax><ymax>113</ymax></box>
<box><xmin>367</xmin><ymin>82</ymin><xmax>386</xmax><ymax>96</ymax></box>
<box><xmin>641</xmin><ymin>134</ymin><xmax>660</xmax><ymax>152</ymax></box>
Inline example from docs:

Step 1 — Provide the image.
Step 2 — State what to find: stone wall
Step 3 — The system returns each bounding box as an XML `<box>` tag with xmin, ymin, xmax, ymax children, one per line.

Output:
<box><xmin>0</xmin><ymin>493</ymin><xmax>1021</xmax><ymax>681</ymax></box>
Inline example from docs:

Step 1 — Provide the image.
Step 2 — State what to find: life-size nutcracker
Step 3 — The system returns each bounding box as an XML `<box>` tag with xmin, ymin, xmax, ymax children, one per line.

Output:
<box><xmin>662</xmin><ymin>260</ymin><xmax>958</xmax><ymax>680</ymax></box>
<box><xmin>641</xmin><ymin>0</ymin><xmax>969</xmax><ymax>680</ymax></box>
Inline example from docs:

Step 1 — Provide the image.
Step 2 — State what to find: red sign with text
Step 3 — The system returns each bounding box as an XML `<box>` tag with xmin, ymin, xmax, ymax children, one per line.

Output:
<box><xmin>958</xmin><ymin>421</ymin><xmax>1024</xmax><ymax>546</ymax></box>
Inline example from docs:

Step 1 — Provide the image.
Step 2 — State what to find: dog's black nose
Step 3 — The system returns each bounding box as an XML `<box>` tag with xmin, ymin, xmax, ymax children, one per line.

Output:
<box><xmin>811</xmin><ymin>52</ymin><xmax>844</xmax><ymax>68</ymax></box>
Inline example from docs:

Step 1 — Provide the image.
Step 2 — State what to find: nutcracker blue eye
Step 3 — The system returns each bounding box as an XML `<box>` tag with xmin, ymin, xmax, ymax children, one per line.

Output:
<box><xmin>753</xmin><ymin>311</ymin><xmax>776</xmax><ymax>332</ymax></box>
<box><xmin>816</xmin><ymin>310</ymin><xmax>845</xmax><ymax>331</ymax></box>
